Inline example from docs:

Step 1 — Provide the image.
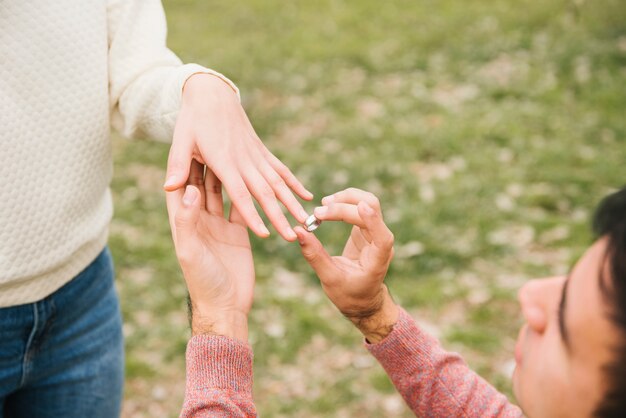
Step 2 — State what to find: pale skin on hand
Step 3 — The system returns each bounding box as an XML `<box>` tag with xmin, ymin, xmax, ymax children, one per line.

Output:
<box><xmin>164</xmin><ymin>73</ymin><xmax>313</xmax><ymax>242</ymax></box>
<box><xmin>294</xmin><ymin>187</ymin><xmax>399</xmax><ymax>343</ymax></box>
<box><xmin>166</xmin><ymin>160</ymin><xmax>256</xmax><ymax>342</ymax></box>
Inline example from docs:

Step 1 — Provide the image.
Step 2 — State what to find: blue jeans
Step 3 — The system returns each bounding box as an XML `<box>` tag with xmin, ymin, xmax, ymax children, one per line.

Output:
<box><xmin>0</xmin><ymin>248</ymin><xmax>124</xmax><ymax>418</ymax></box>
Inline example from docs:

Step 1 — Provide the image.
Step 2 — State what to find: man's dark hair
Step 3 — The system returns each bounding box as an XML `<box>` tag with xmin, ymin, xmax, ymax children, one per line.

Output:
<box><xmin>592</xmin><ymin>186</ymin><xmax>626</xmax><ymax>418</ymax></box>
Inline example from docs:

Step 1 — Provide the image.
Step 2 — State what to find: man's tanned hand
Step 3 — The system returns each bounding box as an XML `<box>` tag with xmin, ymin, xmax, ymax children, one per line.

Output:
<box><xmin>294</xmin><ymin>187</ymin><xmax>399</xmax><ymax>343</ymax></box>
<box><xmin>166</xmin><ymin>160</ymin><xmax>255</xmax><ymax>342</ymax></box>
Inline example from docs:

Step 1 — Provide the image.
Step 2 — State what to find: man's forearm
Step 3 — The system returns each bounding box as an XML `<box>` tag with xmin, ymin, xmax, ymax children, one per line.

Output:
<box><xmin>347</xmin><ymin>287</ymin><xmax>399</xmax><ymax>344</ymax></box>
<box><xmin>191</xmin><ymin>310</ymin><xmax>249</xmax><ymax>342</ymax></box>
<box><xmin>366</xmin><ymin>307</ymin><xmax>523</xmax><ymax>417</ymax></box>
<box><xmin>188</xmin><ymin>296</ymin><xmax>249</xmax><ymax>342</ymax></box>
<box><xmin>180</xmin><ymin>301</ymin><xmax>255</xmax><ymax>417</ymax></box>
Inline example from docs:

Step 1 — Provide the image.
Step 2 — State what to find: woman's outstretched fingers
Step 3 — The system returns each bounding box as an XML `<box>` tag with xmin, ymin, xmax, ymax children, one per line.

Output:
<box><xmin>266</xmin><ymin>151</ymin><xmax>314</xmax><ymax>201</ymax></box>
<box><xmin>242</xmin><ymin>165</ymin><xmax>296</xmax><ymax>241</ymax></box>
<box><xmin>257</xmin><ymin>160</ymin><xmax>308</xmax><ymax>223</ymax></box>
<box><xmin>228</xmin><ymin>203</ymin><xmax>247</xmax><ymax>226</ymax></box>
<box><xmin>214</xmin><ymin>163</ymin><xmax>270</xmax><ymax>237</ymax></box>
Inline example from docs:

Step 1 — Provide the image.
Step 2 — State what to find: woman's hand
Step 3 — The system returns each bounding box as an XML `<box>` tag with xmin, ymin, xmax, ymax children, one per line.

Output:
<box><xmin>165</xmin><ymin>73</ymin><xmax>313</xmax><ymax>242</ymax></box>
<box><xmin>166</xmin><ymin>160</ymin><xmax>255</xmax><ymax>342</ymax></box>
<box><xmin>294</xmin><ymin>188</ymin><xmax>398</xmax><ymax>343</ymax></box>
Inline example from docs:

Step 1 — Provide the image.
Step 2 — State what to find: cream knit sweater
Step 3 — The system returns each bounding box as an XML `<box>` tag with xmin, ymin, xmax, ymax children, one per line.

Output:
<box><xmin>0</xmin><ymin>0</ymin><xmax>238</xmax><ymax>307</ymax></box>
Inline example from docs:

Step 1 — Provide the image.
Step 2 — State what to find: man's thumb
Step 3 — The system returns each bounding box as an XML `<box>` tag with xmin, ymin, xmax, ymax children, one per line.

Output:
<box><xmin>175</xmin><ymin>185</ymin><xmax>201</xmax><ymax>241</ymax></box>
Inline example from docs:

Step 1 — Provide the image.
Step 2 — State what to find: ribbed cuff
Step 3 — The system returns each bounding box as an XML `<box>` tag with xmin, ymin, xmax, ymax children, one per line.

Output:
<box><xmin>185</xmin><ymin>334</ymin><xmax>253</xmax><ymax>394</ymax></box>
<box><xmin>365</xmin><ymin>307</ymin><xmax>440</xmax><ymax>370</ymax></box>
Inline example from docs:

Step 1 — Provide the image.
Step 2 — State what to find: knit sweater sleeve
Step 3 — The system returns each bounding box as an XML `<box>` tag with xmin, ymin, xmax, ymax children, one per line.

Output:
<box><xmin>106</xmin><ymin>0</ymin><xmax>239</xmax><ymax>142</ymax></box>
<box><xmin>366</xmin><ymin>307</ymin><xmax>524</xmax><ymax>418</ymax></box>
<box><xmin>180</xmin><ymin>335</ymin><xmax>256</xmax><ymax>418</ymax></box>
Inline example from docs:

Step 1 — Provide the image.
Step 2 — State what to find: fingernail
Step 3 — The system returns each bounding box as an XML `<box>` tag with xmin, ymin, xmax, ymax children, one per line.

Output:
<box><xmin>314</xmin><ymin>206</ymin><xmax>328</xmax><ymax>218</ymax></box>
<box><xmin>321</xmin><ymin>195</ymin><xmax>334</xmax><ymax>205</ymax></box>
<box><xmin>361</xmin><ymin>202</ymin><xmax>374</xmax><ymax>215</ymax></box>
<box><xmin>183</xmin><ymin>186</ymin><xmax>197</xmax><ymax>206</ymax></box>
<box><xmin>259</xmin><ymin>223</ymin><xmax>270</xmax><ymax>236</ymax></box>
<box><xmin>163</xmin><ymin>175</ymin><xmax>177</xmax><ymax>188</ymax></box>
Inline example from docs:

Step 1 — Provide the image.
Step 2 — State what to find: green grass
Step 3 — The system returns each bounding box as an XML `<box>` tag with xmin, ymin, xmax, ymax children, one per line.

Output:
<box><xmin>114</xmin><ymin>0</ymin><xmax>626</xmax><ymax>416</ymax></box>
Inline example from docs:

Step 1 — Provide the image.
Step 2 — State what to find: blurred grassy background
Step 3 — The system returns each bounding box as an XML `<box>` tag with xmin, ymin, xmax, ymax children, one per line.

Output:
<box><xmin>112</xmin><ymin>0</ymin><xmax>626</xmax><ymax>416</ymax></box>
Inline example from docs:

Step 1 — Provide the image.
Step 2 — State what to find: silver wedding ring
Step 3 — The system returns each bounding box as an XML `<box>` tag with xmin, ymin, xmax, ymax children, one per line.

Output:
<box><xmin>304</xmin><ymin>214</ymin><xmax>321</xmax><ymax>232</ymax></box>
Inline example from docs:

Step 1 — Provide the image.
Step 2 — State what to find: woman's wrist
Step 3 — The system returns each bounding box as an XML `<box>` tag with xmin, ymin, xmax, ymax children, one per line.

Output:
<box><xmin>182</xmin><ymin>73</ymin><xmax>237</xmax><ymax>103</ymax></box>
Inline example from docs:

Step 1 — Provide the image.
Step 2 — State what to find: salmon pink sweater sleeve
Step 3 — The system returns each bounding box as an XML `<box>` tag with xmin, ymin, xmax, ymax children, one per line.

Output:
<box><xmin>180</xmin><ymin>335</ymin><xmax>256</xmax><ymax>417</ymax></box>
<box><xmin>180</xmin><ymin>308</ymin><xmax>524</xmax><ymax>417</ymax></box>
<box><xmin>366</xmin><ymin>307</ymin><xmax>524</xmax><ymax>417</ymax></box>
